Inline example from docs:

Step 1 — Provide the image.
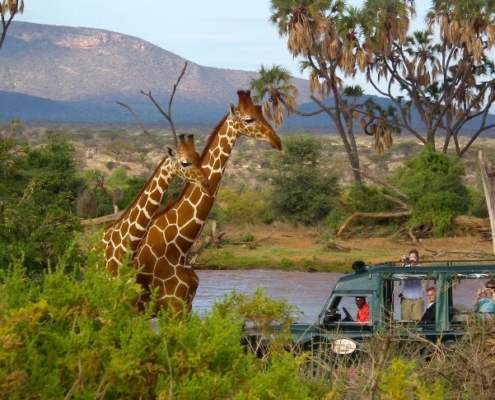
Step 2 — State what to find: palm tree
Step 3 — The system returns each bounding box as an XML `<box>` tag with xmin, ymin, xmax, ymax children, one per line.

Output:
<box><xmin>268</xmin><ymin>0</ymin><xmax>384</xmax><ymax>183</ymax></box>
<box><xmin>269</xmin><ymin>0</ymin><xmax>333</xmax><ymax>57</ymax></box>
<box><xmin>1</xmin><ymin>0</ymin><xmax>24</xmax><ymax>51</ymax></box>
<box><xmin>250</xmin><ymin>65</ymin><xmax>299</xmax><ymax>129</ymax></box>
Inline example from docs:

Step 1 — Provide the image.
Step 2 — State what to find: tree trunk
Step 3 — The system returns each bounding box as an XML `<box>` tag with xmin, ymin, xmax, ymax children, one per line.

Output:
<box><xmin>478</xmin><ymin>150</ymin><xmax>495</xmax><ymax>254</ymax></box>
<box><xmin>81</xmin><ymin>210</ymin><xmax>124</xmax><ymax>227</ymax></box>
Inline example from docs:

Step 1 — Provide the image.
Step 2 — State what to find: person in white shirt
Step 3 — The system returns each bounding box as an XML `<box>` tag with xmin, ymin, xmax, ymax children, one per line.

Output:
<box><xmin>399</xmin><ymin>249</ymin><xmax>424</xmax><ymax>321</ymax></box>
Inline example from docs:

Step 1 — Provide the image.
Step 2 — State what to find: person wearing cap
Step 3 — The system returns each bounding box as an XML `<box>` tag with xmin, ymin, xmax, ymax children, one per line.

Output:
<box><xmin>399</xmin><ymin>249</ymin><xmax>424</xmax><ymax>322</ymax></box>
<box><xmin>355</xmin><ymin>297</ymin><xmax>369</xmax><ymax>323</ymax></box>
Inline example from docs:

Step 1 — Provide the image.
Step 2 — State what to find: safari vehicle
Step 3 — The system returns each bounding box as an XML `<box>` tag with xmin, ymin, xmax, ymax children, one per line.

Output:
<box><xmin>243</xmin><ymin>260</ymin><xmax>495</xmax><ymax>355</ymax></box>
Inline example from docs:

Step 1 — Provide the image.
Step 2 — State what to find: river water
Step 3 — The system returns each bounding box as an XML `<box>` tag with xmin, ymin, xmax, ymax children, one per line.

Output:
<box><xmin>193</xmin><ymin>270</ymin><xmax>343</xmax><ymax>323</ymax></box>
<box><xmin>192</xmin><ymin>270</ymin><xmax>483</xmax><ymax>323</ymax></box>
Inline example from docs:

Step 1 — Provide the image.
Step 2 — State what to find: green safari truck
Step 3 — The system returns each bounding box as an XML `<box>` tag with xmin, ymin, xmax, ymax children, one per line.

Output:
<box><xmin>243</xmin><ymin>260</ymin><xmax>495</xmax><ymax>355</ymax></box>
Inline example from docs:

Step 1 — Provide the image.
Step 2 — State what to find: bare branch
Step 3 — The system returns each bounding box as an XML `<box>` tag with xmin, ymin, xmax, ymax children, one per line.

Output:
<box><xmin>337</xmin><ymin>210</ymin><xmax>412</xmax><ymax>237</ymax></box>
<box><xmin>380</xmin><ymin>193</ymin><xmax>412</xmax><ymax>210</ymax></box>
<box><xmin>116</xmin><ymin>101</ymin><xmax>153</xmax><ymax>141</ymax></box>
<box><xmin>355</xmin><ymin>169</ymin><xmax>410</xmax><ymax>200</ymax></box>
<box><xmin>141</xmin><ymin>61</ymin><xmax>188</xmax><ymax>147</ymax></box>
<box><xmin>81</xmin><ymin>211</ymin><xmax>124</xmax><ymax>227</ymax></box>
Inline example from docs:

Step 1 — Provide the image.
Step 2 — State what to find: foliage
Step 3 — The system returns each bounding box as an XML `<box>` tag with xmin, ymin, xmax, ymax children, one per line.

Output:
<box><xmin>268</xmin><ymin>135</ymin><xmax>341</xmax><ymax>225</ymax></box>
<box><xmin>215</xmin><ymin>187</ymin><xmax>274</xmax><ymax>226</ymax></box>
<box><xmin>267</xmin><ymin>0</ymin><xmax>495</xmax><ymax>165</ymax></box>
<box><xmin>0</xmin><ymin>133</ymin><xmax>85</xmax><ymax>272</ymax></box>
<box><xmin>0</xmin><ymin>251</ymin><xmax>318</xmax><ymax>399</ymax></box>
<box><xmin>106</xmin><ymin>166</ymin><xmax>129</xmax><ymax>186</ymax></box>
<box><xmin>377</xmin><ymin>359</ymin><xmax>444</xmax><ymax>400</ymax></box>
<box><xmin>466</xmin><ymin>186</ymin><xmax>489</xmax><ymax>218</ymax></box>
<box><xmin>214</xmin><ymin>287</ymin><xmax>302</xmax><ymax>356</ymax></box>
<box><xmin>0</xmin><ymin>119</ymin><xmax>29</xmax><ymax>179</ymax></box>
<box><xmin>388</xmin><ymin>145</ymin><xmax>469</xmax><ymax>236</ymax></box>
<box><xmin>332</xmin><ymin>183</ymin><xmax>401</xmax><ymax>230</ymax></box>
<box><xmin>250</xmin><ymin>64</ymin><xmax>299</xmax><ymax>129</ymax></box>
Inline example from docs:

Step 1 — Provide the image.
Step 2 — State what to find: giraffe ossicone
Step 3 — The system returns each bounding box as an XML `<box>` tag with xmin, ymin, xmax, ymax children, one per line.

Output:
<box><xmin>102</xmin><ymin>134</ymin><xmax>213</xmax><ymax>275</ymax></box>
<box><xmin>133</xmin><ymin>90</ymin><xmax>281</xmax><ymax>317</ymax></box>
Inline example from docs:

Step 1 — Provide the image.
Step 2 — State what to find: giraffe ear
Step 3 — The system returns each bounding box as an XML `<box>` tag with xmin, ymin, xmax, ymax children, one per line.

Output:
<box><xmin>186</xmin><ymin>134</ymin><xmax>195</xmax><ymax>150</ymax></box>
<box><xmin>165</xmin><ymin>146</ymin><xmax>176</xmax><ymax>159</ymax></box>
<box><xmin>229</xmin><ymin>103</ymin><xmax>237</xmax><ymax>118</ymax></box>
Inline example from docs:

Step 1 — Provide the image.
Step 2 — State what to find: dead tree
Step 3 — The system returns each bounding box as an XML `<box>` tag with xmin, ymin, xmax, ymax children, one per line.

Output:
<box><xmin>336</xmin><ymin>170</ymin><xmax>413</xmax><ymax>237</ymax></box>
<box><xmin>478</xmin><ymin>151</ymin><xmax>495</xmax><ymax>254</ymax></box>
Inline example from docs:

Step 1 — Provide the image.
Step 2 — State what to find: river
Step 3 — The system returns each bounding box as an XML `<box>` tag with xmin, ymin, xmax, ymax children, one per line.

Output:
<box><xmin>193</xmin><ymin>270</ymin><xmax>343</xmax><ymax>323</ymax></box>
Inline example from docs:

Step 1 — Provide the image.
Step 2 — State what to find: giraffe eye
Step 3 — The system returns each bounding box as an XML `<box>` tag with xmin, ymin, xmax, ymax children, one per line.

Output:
<box><xmin>180</xmin><ymin>161</ymin><xmax>191</xmax><ymax>168</ymax></box>
<box><xmin>244</xmin><ymin>118</ymin><xmax>255</xmax><ymax>124</ymax></box>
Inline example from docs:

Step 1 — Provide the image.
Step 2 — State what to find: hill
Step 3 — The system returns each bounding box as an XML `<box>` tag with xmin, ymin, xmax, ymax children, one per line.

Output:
<box><xmin>0</xmin><ymin>22</ymin><xmax>313</xmax><ymax>124</ymax></box>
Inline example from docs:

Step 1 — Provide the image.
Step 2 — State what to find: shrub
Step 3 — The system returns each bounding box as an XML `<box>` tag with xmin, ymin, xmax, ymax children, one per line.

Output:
<box><xmin>0</xmin><ymin>251</ymin><xmax>319</xmax><ymax>399</ymax></box>
<box><xmin>388</xmin><ymin>145</ymin><xmax>470</xmax><ymax>236</ymax></box>
<box><xmin>0</xmin><ymin>133</ymin><xmax>85</xmax><ymax>272</ymax></box>
<box><xmin>268</xmin><ymin>135</ymin><xmax>341</xmax><ymax>226</ymax></box>
<box><xmin>215</xmin><ymin>187</ymin><xmax>274</xmax><ymax>226</ymax></box>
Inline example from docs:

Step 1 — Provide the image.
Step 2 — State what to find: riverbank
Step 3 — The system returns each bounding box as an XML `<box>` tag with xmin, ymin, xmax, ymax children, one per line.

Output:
<box><xmin>196</xmin><ymin>222</ymin><xmax>494</xmax><ymax>273</ymax></box>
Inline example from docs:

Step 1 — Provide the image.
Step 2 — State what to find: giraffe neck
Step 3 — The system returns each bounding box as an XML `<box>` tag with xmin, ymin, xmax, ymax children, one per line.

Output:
<box><xmin>102</xmin><ymin>156</ymin><xmax>175</xmax><ymax>270</ymax></box>
<box><xmin>159</xmin><ymin>115</ymin><xmax>235</xmax><ymax>242</ymax></box>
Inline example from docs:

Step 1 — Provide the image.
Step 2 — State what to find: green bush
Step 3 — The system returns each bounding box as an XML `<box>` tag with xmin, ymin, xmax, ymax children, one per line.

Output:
<box><xmin>215</xmin><ymin>187</ymin><xmax>274</xmax><ymax>226</ymax></box>
<box><xmin>268</xmin><ymin>135</ymin><xmax>341</xmax><ymax>226</ymax></box>
<box><xmin>467</xmin><ymin>186</ymin><xmax>488</xmax><ymax>218</ymax></box>
<box><xmin>0</xmin><ymin>250</ymin><xmax>320</xmax><ymax>399</ymax></box>
<box><xmin>0</xmin><ymin>133</ymin><xmax>85</xmax><ymax>272</ymax></box>
<box><xmin>388</xmin><ymin>145</ymin><xmax>470</xmax><ymax>236</ymax></box>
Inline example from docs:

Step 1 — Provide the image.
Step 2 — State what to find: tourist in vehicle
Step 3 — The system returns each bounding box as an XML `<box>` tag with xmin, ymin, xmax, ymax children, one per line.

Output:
<box><xmin>472</xmin><ymin>280</ymin><xmax>495</xmax><ymax>315</ymax></box>
<box><xmin>399</xmin><ymin>249</ymin><xmax>424</xmax><ymax>321</ymax></box>
<box><xmin>419</xmin><ymin>287</ymin><xmax>436</xmax><ymax>323</ymax></box>
<box><xmin>355</xmin><ymin>297</ymin><xmax>369</xmax><ymax>323</ymax></box>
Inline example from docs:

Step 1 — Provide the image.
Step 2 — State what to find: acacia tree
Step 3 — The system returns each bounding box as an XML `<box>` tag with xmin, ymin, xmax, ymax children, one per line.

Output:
<box><xmin>0</xmin><ymin>0</ymin><xmax>23</xmax><ymax>50</ymax></box>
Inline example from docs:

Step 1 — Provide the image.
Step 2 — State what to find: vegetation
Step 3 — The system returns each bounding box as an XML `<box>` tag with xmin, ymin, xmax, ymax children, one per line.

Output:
<box><xmin>268</xmin><ymin>135</ymin><xmax>341</xmax><ymax>225</ymax></box>
<box><xmin>389</xmin><ymin>145</ymin><xmax>471</xmax><ymax>236</ymax></box>
<box><xmin>0</xmin><ymin>131</ymin><xmax>85</xmax><ymax>273</ymax></box>
<box><xmin>0</xmin><ymin>250</ymin><xmax>314</xmax><ymax>399</ymax></box>
<box><xmin>253</xmin><ymin>1</ymin><xmax>495</xmax><ymax>184</ymax></box>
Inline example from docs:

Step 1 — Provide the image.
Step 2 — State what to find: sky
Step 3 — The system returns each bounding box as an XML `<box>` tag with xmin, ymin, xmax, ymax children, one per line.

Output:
<box><xmin>15</xmin><ymin>0</ymin><xmax>430</xmax><ymax>94</ymax></box>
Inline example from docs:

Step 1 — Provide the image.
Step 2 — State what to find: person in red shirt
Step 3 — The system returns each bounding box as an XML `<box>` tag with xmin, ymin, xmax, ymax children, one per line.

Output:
<box><xmin>355</xmin><ymin>297</ymin><xmax>369</xmax><ymax>323</ymax></box>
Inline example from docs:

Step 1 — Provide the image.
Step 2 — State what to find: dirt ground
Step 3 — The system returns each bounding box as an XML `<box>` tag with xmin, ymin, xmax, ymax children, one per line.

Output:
<box><xmin>222</xmin><ymin>223</ymin><xmax>495</xmax><ymax>268</ymax></box>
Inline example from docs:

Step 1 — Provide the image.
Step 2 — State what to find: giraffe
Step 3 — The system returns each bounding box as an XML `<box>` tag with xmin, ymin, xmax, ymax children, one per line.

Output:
<box><xmin>102</xmin><ymin>134</ymin><xmax>213</xmax><ymax>275</ymax></box>
<box><xmin>133</xmin><ymin>90</ymin><xmax>281</xmax><ymax>316</ymax></box>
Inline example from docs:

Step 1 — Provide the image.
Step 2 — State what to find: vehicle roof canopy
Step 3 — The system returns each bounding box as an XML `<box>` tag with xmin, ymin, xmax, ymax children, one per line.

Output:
<box><xmin>333</xmin><ymin>262</ymin><xmax>495</xmax><ymax>293</ymax></box>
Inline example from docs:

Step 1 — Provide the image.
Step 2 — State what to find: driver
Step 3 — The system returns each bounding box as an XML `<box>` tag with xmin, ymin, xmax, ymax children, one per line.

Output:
<box><xmin>355</xmin><ymin>297</ymin><xmax>369</xmax><ymax>323</ymax></box>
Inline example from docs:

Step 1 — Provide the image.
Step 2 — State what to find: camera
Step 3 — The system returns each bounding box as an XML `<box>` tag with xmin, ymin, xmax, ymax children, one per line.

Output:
<box><xmin>481</xmin><ymin>289</ymin><xmax>486</xmax><ymax>294</ymax></box>
<box><xmin>402</xmin><ymin>256</ymin><xmax>410</xmax><ymax>263</ymax></box>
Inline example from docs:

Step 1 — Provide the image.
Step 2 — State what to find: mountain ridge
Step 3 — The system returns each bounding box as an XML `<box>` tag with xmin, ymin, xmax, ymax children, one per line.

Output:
<box><xmin>0</xmin><ymin>21</ymin><xmax>313</xmax><ymax>125</ymax></box>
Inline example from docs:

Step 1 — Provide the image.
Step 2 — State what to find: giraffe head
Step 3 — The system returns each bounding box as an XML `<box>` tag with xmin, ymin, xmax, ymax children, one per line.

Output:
<box><xmin>228</xmin><ymin>90</ymin><xmax>282</xmax><ymax>150</ymax></box>
<box><xmin>168</xmin><ymin>134</ymin><xmax>213</xmax><ymax>196</ymax></box>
